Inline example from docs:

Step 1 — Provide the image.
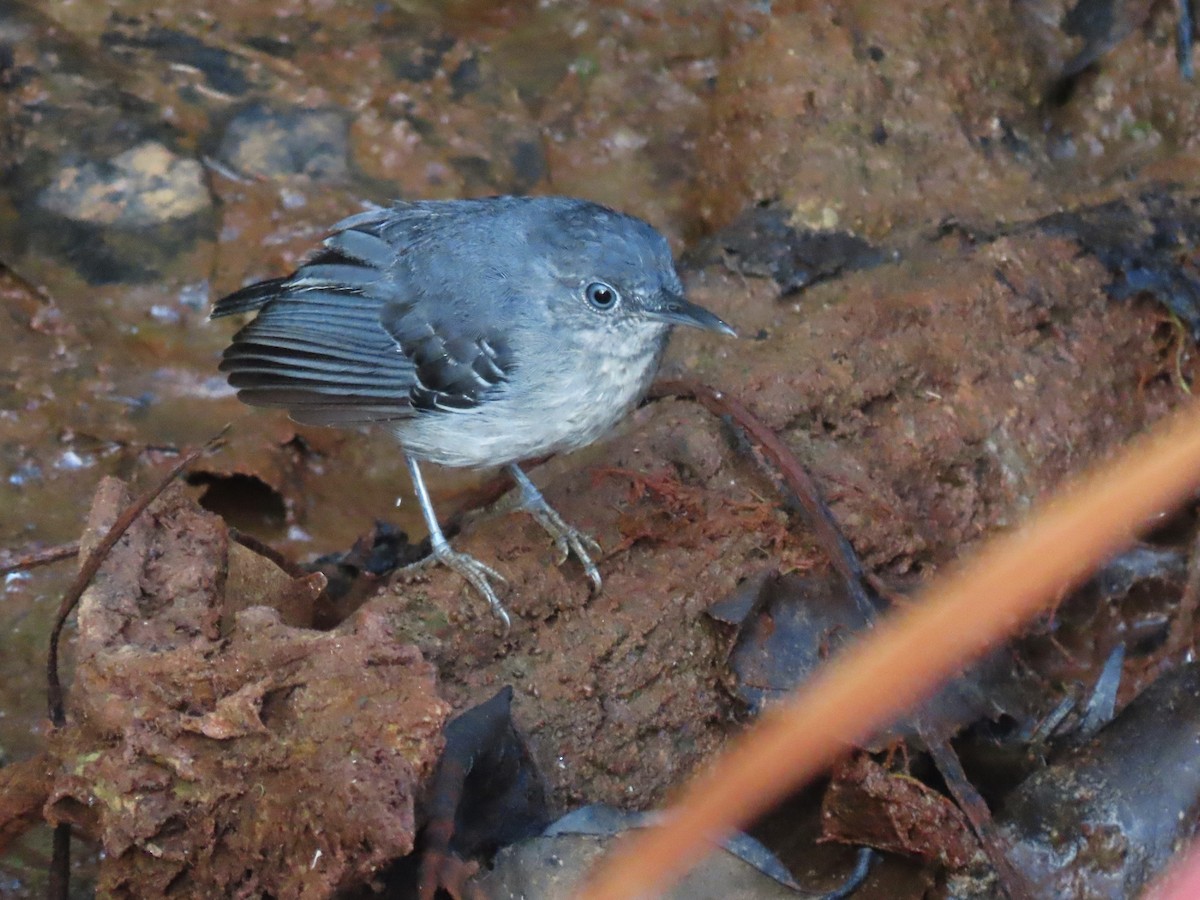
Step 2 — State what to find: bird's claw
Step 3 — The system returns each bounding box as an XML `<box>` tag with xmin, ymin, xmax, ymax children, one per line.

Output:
<box><xmin>527</xmin><ymin>504</ymin><xmax>603</xmax><ymax>594</ymax></box>
<box><xmin>410</xmin><ymin>545</ymin><xmax>511</xmax><ymax>630</ymax></box>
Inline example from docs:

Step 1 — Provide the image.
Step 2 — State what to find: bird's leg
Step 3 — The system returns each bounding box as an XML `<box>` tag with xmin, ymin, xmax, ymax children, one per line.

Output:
<box><xmin>405</xmin><ymin>454</ymin><xmax>510</xmax><ymax>629</ymax></box>
<box><xmin>508</xmin><ymin>464</ymin><xmax>602</xmax><ymax>592</ymax></box>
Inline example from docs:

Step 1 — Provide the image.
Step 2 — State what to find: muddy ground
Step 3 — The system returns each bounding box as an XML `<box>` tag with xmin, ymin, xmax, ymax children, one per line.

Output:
<box><xmin>3</xmin><ymin>1</ymin><xmax>1200</xmax><ymax>897</ymax></box>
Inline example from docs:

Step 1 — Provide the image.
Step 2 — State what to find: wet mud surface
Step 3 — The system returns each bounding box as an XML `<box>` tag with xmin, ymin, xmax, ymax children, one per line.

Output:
<box><xmin>3</xmin><ymin>0</ymin><xmax>1200</xmax><ymax>897</ymax></box>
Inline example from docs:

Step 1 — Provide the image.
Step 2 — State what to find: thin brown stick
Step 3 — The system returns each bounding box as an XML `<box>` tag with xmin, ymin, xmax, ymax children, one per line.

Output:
<box><xmin>46</xmin><ymin>426</ymin><xmax>229</xmax><ymax>728</ymax></box>
<box><xmin>581</xmin><ymin>402</ymin><xmax>1200</xmax><ymax>899</ymax></box>
<box><xmin>48</xmin><ymin>821</ymin><xmax>70</xmax><ymax>900</ymax></box>
<box><xmin>921</xmin><ymin>730</ymin><xmax>1035</xmax><ymax>900</ymax></box>
<box><xmin>1167</xmin><ymin>528</ymin><xmax>1200</xmax><ymax>657</ymax></box>
<box><xmin>0</xmin><ymin>541</ymin><xmax>80</xmax><ymax>577</ymax></box>
<box><xmin>228</xmin><ymin>528</ymin><xmax>310</xmax><ymax>580</ymax></box>
<box><xmin>650</xmin><ymin>378</ymin><xmax>876</xmax><ymax>617</ymax></box>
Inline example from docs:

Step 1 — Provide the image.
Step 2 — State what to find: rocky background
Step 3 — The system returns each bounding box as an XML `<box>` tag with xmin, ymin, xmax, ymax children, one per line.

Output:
<box><xmin>3</xmin><ymin>1</ymin><xmax>1200</xmax><ymax>897</ymax></box>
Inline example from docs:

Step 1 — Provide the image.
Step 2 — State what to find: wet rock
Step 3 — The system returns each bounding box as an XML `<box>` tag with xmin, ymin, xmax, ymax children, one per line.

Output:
<box><xmin>475</xmin><ymin>808</ymin><xmax>807</xmax><ymax>900</ymax></box>
<box><xmin>100</xmin><ymin>23</ymin><xmax>252</xmax><ymax>98</ymax></box>
<box><xmin>35</xmin><ymin>141</ymin><xmax>209</xmax><ymax>229</ymax></box>
<box><xmin>949</xmin><ymin>662</ymin><xmax>1200</xmax><ymax>898</ymax></box>
<box><xmin>43</xmin><ymin>477</ymin><xmax>450</xmax><ymax>897</ymax></box>
<box><xmin>217</xmin><ymin>103</ymin><xmax>350</xmax><ymax>181</ymax></box>
<box><xmin>1031</xmin><ymin>189</ymin><xmax>1200</xmax><ymax>340</ymax></box>
<box><xmin>0</xmin><ymin>4</ymin><xmax>216</xmax><ymax>286</ymax></box>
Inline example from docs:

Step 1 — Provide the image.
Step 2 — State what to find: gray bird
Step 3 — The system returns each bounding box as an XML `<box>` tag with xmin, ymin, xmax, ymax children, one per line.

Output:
<box><xmin>211</xmin><ymin>196</ymin><xmax>735</xmax><ymax>626</ymax></box>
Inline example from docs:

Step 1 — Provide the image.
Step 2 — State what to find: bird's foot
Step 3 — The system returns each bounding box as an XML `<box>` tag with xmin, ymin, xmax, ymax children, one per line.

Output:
<box><xmin>526</xmin><ymin>501</ymin><xmax>602</xmax><ymax>592</ymax></box>
<box><xmin>408</xmin><ymin>545</ymin><xmax>511</xmax><ymax>630</ymax></box>
<box><xmin>506</xmin><ymin>466</ymin><xmax>603</xmax><ymax>592</ymax></box>
<box><xmin>508</xmin><ymin>466</ymin><xmax>603</xmax><ymax>591</ymax></box>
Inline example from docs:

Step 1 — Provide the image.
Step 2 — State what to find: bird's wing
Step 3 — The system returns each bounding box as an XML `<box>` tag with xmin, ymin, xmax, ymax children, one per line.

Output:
<box><xmin>378</xmin><ymin>297</ymin><xmax>515</xmax><ymax>414</ymax></box>
<box><xmin>214</xmin><ymin>217</ymin><xmax>419</xmax><ymax>426</ymax></box>
<box><xmin>213</xmin><ymin>206</ymin><xmax>516</xmax><ymax>426</ymax></box>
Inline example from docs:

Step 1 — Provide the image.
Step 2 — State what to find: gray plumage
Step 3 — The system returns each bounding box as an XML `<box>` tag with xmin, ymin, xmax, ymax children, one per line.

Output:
<box><xmin>212</xmin><ymin>195</ymin><xmax>734</xmax><ymax>624</ymax></box>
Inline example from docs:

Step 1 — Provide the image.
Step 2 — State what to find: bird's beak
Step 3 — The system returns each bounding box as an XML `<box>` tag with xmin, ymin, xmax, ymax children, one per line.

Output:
<box><xmin>644</xmin><ymin>291</ymin><xmax>737</xmax><ymax>337</ymax></box>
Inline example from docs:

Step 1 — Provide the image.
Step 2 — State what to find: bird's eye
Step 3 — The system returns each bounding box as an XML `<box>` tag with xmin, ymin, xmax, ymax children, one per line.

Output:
<box><xmin>584</xmin><ymin>282</ymin><xmax>619</xmax><ymax>310</ymax></box>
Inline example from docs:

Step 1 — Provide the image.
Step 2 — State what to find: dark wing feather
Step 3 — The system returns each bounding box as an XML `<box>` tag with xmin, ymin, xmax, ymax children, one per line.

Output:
<box><xmin>210</xmin><ymin>276</ymin><xmax>290</xmax><ymax>317</ymax></box>
<box><xmin>380</xmin><ymin>301</ymin><xmax>514</xmax><ymax>412</ymax></box>
<box><xmin>213</xmin><ymin>216</ymin><xmax>418</xmax><ymax>426</ymax></box>
<box><xmin>213</xmin><ymin>205</ymin><xmax>517</xmax><ymax>425</ymax></box>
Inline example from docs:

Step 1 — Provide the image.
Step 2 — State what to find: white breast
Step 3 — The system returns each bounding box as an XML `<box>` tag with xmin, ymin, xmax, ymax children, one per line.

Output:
<box><xmin>395</xmin><ymin>329</ymin><xmax>666</xmax><ymax>469</ymax></box>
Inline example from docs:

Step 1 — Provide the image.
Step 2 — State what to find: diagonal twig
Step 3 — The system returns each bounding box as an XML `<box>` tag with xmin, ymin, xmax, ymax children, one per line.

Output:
<box><xmin>921</xmin><ymin>728</ymin><xmax>1036</xmax><ymax>900</ymax></box>
<box><xmin>650</xmin><ymin>378</ymin><xmax>878</xmax><ymax>618</ymax></box>
<box><xmin>0</xmin><ymin>541</ymin><xmax>80</xmax><ymax>577</ymax></box>
<box><xmin>1166</xmin><ymin>526</ymin><xmax>1200</xmax><ymax>657</ymax></box>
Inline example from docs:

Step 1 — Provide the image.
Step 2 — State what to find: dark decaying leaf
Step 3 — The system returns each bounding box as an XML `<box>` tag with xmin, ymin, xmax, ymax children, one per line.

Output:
<box><xmin>684</xmin><ymin>204</ymin><xmax>892</xmax><ymax>296</ymax></box>
<box><xmin>710</xmin><ymin>569</ymin><xmax>1037</xmax><ymax>743</ymax></box>
<box><xmin>414</xmin><ymin>687</ymin><xmax>551</xmax><ymax>900</ymax></box>
<box><xmin>1033</xmin><ymin>190</ymin><xmax>1200</xmax><ymax>339</ymax></box>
